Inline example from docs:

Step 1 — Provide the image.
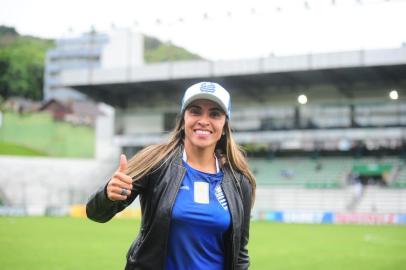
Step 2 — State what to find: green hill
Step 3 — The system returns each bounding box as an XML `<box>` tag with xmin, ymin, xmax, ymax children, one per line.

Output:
<box><xmin>0</xmin><ymin>25</ymin><xmax>203</xmax><ymax>100</ymax></box>
<box><xmin>144</xmin><ymin>35</ymin><xmax>203</xmax><ymax>63</ymax></box>
<box><xmin>0</xmin><ymin>25</ymin><xmax>54</xmax><ymax>100</ymax></box>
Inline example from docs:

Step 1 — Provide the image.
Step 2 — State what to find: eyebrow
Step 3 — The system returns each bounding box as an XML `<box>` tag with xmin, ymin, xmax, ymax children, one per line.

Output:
<box><xmin>188</xmin><ymin>105</ymin><xmax>222</xmax><ymax>112</ymax></box>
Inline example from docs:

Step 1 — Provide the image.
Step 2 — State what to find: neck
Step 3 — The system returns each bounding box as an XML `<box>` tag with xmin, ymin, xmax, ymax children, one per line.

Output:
<box><xmin>184</xmin><ymin>143</ymin><xmax>217</xmax><ymax>173</ymax></box>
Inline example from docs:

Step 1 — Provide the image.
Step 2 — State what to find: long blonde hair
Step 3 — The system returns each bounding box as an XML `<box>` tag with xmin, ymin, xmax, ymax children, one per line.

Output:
<box><xmin>126</xmin><ymin>114</ymin><xmax>256</xmax><ymax>205</ymax></box>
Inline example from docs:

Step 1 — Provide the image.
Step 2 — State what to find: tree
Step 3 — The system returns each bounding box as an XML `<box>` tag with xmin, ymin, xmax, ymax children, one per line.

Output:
<box><xmin>0</xmin><ymin>25</ymin><xmax>54</xmax><ymax>100</ymax></box>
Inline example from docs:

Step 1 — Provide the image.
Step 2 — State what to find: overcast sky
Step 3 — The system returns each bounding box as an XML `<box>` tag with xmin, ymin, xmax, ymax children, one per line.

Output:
<box><xmin>1</xmin><ymin>0</ymin><xmax>406</xmax><ymax>60</ymax></box>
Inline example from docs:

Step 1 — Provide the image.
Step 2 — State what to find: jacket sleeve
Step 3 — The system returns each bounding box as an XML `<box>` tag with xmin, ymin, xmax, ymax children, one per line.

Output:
<box><xmin>236</xmin><ymin>175</ymin><xmax>253</xmax><ymax>270</ymax></box>
<box><xmin>86</xmin><ymin>175</ymin><xmax>148</xmax><ymax>223</ymax></box>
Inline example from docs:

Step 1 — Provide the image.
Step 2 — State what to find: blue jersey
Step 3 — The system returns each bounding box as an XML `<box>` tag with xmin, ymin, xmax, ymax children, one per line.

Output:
<box><xmin>165</xmin><ymin>160</ymin><xmax>231</xmax><ymax>270</ymax></box>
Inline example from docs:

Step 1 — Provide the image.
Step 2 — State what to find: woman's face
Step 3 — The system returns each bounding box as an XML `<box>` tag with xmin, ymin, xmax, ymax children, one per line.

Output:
<box><xmin>183</xmin><ymin>99</ymin><xmax>226</xmax><ymax>151</ymax></box>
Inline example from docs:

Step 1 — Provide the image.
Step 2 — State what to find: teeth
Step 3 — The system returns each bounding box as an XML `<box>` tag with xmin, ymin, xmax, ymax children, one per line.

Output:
<box><xmin>195</xmin><ymin>130</ymin><xmax>210</xmax><ymax>135</ymax></box>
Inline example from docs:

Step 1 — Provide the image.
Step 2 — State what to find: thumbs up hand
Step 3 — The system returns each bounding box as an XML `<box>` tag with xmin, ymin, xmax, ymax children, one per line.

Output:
<box><xmin>106</xmin><ymin>154</ymin><xmax>133</xmax><ymax>201</ymax></box>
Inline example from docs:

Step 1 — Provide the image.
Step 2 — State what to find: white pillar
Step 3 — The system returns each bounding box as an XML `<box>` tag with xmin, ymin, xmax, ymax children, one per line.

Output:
<box><xmin>95</xmin><ymin>103</ymin><xmax>119</xmax><ymax>160</ymax></box>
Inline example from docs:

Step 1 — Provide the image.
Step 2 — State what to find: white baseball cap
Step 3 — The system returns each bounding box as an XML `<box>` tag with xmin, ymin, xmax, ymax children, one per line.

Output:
<box><xmin>180</xmin><ymin>82</ymin><xmax>231</xmax><ymax>118</ymax></box>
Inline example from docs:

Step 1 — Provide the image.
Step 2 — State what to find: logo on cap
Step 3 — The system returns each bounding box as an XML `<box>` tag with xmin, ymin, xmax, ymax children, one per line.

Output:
<box><xmin>200</xmin><ymin>82</ymin><xmax>216</xmax><ymax>93</ymax></box>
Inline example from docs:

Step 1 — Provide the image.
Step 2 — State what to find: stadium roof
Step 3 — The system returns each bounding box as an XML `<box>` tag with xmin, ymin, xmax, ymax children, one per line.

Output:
<box><xmin>60</xmin><ymin>47</ymin><xmax>406</xmax><ymax>107</ymax></box>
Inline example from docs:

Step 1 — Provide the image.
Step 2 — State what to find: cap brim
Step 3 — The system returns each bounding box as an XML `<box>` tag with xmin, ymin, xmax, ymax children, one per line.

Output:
<box><xmin>182</xmin><ymin>93</ymin><xmax>228</xmax><ymax>116</ymax></box>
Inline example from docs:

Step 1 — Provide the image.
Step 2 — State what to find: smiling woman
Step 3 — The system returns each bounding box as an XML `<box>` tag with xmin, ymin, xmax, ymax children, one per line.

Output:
<box><xmin>186</xmin><ymin>99</ymin><xmax>225</xmax><ymax>133</ymax></box>
<box><xmin>183</xmin><ymin>100</ymin><xmax>226</xmax><ymax>169</ymax></box>
<box><xmin>86</xmin><ymin>81</ymin><xmax>256</xmax><ymax>270</ymax></box>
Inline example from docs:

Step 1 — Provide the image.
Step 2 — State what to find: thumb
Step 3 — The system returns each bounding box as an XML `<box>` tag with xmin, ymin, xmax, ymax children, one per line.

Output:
<box><xmin>118</xmin><ymin>154</ymin><xmax>127</xmax><ymax>172</ymax></box>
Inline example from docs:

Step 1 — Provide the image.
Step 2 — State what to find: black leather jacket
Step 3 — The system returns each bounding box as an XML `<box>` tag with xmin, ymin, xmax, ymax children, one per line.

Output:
<box><xmin>86</xmin><ymin>147</ymin><xmax>253</xmax><ymax>270</ymax></box>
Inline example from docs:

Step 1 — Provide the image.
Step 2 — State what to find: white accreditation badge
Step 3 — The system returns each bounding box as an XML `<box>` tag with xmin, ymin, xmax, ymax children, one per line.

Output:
<box><xmin>194</xmin><ymin>182</ymin><xmax>209</xmax><ymax>204</ymax></box>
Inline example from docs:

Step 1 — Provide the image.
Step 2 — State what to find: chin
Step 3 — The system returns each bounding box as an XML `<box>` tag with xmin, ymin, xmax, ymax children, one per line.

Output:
<box><xmin>191</xmin><ymin>140</ymin><xmax>216</xmax><ymax>150</ymax></box>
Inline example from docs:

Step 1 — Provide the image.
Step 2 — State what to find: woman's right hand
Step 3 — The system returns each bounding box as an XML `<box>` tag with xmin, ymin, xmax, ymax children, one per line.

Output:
<box><xmin>106</xmin><ymin>154</ymin><xmax>133</xmax><ymax>201</ymax></box>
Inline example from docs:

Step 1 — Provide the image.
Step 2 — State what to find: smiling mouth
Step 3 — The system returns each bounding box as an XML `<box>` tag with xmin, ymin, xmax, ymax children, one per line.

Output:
<box><xmin>194</xmin><ymin>129</ymin><xmax>212</xmax><ymax>135</ymax></box>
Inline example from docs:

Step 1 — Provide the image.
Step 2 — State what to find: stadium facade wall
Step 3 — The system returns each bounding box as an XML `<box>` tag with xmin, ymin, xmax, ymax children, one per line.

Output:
<box><xmin>255</xmin><ymin>187</ymin><xmax>406</xmax><ymax>213</ymax></box>
<box><xmin>252</xmin><ymin>186</ymin><xmax>406</xmax><ymax>224</ymax></box>
<box><xmin>256</xmin><ymin>211</ymin><xmax>406</xmax><ymax>225</ymax></box>
<box><xmin>0</xmin><ymin>156</ymin><xmax>116</xmax><ymax>215</ymax></box>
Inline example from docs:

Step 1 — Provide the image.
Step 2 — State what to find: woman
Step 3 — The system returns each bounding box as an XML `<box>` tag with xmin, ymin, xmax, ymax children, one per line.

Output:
<box><xmin>86</xmin><ymin>81</ymin><xmax>256</xmax><ymax>270</ymax></box>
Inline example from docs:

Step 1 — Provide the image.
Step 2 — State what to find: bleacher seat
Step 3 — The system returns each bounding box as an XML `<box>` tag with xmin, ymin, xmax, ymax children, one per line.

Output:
<box><xmin>249</xmin><ymin>157</ymin><xmax>406</xmax><ymax>189</ymax></box>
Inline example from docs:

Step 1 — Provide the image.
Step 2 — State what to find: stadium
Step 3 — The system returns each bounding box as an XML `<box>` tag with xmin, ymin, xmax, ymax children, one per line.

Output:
<box><xmin>56</xmin><ymin>35</ymin><xmax>406</xmax><ymax>223</ymax></box>
<box><xmin>1</xmin><ymin>1</ymin><xmax>406</xmax><ymax>269</ymax></box>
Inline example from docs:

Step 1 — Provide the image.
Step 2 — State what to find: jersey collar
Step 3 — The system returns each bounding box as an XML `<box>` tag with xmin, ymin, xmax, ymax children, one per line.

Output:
<box><xmin>182</xmin><ymin>149</ymin><xmax>220</xmax><ymax>173</ymax></box>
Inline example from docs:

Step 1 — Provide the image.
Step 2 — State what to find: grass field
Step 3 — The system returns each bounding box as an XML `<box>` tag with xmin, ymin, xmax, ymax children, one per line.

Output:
<box><xmin>0</xmin><ymin>141</ymin><xmax>48</xmax><ymax>156</ymax></box>
<box><xmin>0</xmin><ymin>217</ymin><xmax>405</xmax><ymax>270</ymax></box>
<box><xmin>0</xmin><ymin>112</ymin><xmax>94</xmax><ymax>157</ymax></box>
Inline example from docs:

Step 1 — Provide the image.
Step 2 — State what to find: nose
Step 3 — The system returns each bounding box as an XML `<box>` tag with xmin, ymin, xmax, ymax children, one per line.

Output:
<box><xmin>197</xmin><ymin>118</ymin><xmax>209</xmax><ymax>126</ymax></box>
<box><xmin>197</xmin><ymin>113</ymin><xmax>210</xmax><ymax>126</ymax></box>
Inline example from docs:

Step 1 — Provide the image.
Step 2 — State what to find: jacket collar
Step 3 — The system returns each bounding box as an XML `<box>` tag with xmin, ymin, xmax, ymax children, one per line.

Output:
<box><xmin>172</xmin><ymin>145</ymin><xmax>184</xmax><ymax>167</ymax></box>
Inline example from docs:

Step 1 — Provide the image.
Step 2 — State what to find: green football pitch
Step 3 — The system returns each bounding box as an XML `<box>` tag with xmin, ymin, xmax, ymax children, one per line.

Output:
<box><xmin>0</xmin><ymin>217</ymin><xmax>405</xmax><ymax>270</ymax></box>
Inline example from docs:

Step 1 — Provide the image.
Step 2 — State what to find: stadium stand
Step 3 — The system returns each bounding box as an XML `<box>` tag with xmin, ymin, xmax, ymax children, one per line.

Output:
<box><xmin>249</xmin><ymin>157</ymin><xmax>406</xmax><ymax>188</ymax></box>
<box><xmin>2</xmin><ymin>43</ymin><xmax>400</xmax><ymax>217</ymax></box>
<box><xmin>249</xmin><ymin>155</ymin><xmax>406</xmax><ymax>215</ymax></box>
<box><xmin>248</xmin><ymin>158</ymin><xmax>344</xmax><ymax>187</ymax></box>
<box><xmin>390</xmin><ymin>162</ymin><xmax>406</xmax><ymax>188</ymax></box>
